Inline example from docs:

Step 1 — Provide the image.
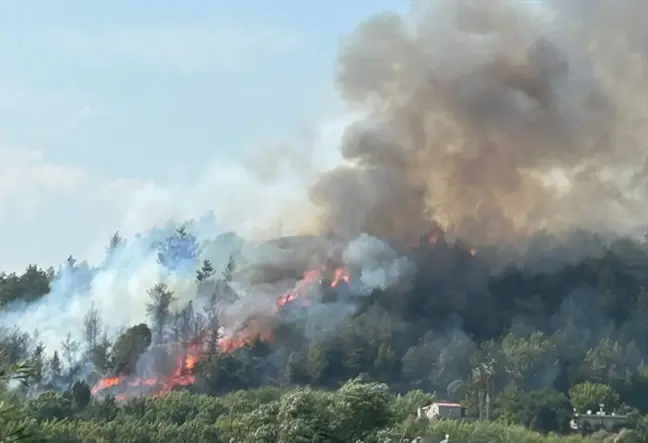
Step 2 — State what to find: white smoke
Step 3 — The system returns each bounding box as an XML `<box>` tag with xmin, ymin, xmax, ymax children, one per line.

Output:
<box><xmin>343</xmin><ymin>234</ymin><xmax>415</xmax><ymax>295</ymax></box>
<box><xmin>0</xmin><ymin>115</ymin><xmax>355</xmax><ymax>358</ymax></box>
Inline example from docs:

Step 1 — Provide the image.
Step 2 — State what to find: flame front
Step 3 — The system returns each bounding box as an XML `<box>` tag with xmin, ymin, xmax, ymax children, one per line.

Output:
<box><xmin>91</xmin><ymin>344</ymin><xmax>202</xmax><ymax>400</ymax></box>
<box><xmin>277</xmin><ymin>269</ymin><xmax>321</xmax><ymax>307</ymax></box>
<box><xmin>91</xmin><ymin>265</ymin><xmax>351</xmax><ymax>399</ymax></box>
<box><xmin>89</xmin><ymin>238</ymin><xmax>479</xmax><ymax>400</ymax></box>
<box><xmin>331</xmin><ymin>268</ymin><xmax>350</xmax><ymax>287</ymax></box>
<box><xmin>91</xmin><ymin>376</ymin><xmax>125</xmax><ymax>394</ymax></box>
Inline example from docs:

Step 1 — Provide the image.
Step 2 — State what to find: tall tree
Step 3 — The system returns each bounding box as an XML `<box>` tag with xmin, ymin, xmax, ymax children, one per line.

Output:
<box><xmin>82</xmin><ymin>302</ymin><xmax>102</xmax><ymax>357</ymax></box>
<box><xmin>157</xmin><ymin>226</ymin><xmax>200</xmax><ymax>272</ymax></box>
<box><xmin>111</xmin><ymin>324</ymin><xmax>152</xmax><ymax>376</ymax></box>
<box><xmin>103</xmin><ymin>231</ymin><xmax>126</xmax><ymax>266</ymax></box>
<box><xmin>196</xmin><ymin>259</ymin><xmax>215</xmax><ymax>283</ymax></box>
<box><xmin>146</xmin><ymin>283</ymin><xmax>176</xmax><ymax>344</ymax></box>
<box><xmin>61</xmin><ymin>333</ymin><xmax>79</xmax><ymax>372</ymax></box>
<box><xmin>107</xmin><ymin>231</ymin><xmax>125</xmax><ymax>253</ymax></box>
<box><xmin>48</xmin><ymin>351</ymin><xmax>61</xmax><ymax>380</ymax></box>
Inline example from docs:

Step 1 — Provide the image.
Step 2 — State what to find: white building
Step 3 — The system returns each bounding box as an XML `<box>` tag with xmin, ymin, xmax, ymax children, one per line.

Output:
<box><xmin>570</xmin><ymin>405</ymin><xmax>628</xmax><ymax>432</ymax></box>
<box><xmin>417</xmin><ymin>402</ymin><xmax>464</xmax><ymax>420</ymax></box>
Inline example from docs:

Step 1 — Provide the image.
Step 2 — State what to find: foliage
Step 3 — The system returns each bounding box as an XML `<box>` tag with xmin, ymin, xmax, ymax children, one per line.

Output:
<box><xmin>496</xmin><ymin>386</ymin><xmax>573</xmax><ymax>433</ymax></box>
<box><xmin>0</xmin><ymin>358</ymin><xmax>40</xmax><ymax>442</ymax></box>
<box><xmin>111</xmin><ymin>324</ymin><xmax>152</xmax><ymax>376</ymax></box>
<box><xmin>569</xmin><ymin>382</ymin><xmax>621</xmax><ymax>414</ymax></box>
<box><xmin>0</xmin><ymin>386</ymin><xmax>638</xmax><ymax>443</ymax></box>
<box><xmin>6</xmin><ymin>227</ymin><xmax>648</xmax><ymax>440</ymax></box>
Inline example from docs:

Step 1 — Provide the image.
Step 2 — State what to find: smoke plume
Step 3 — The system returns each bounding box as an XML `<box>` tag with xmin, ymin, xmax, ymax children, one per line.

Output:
<box><xmin>4</xmin><ymin>0</ymin><xmax>648</xmax><ymax>391</ymax></box>
<box><xmin>308</xmin><ymin>0</ymin><xmax>648</xmax><ymax>245</ymax></box>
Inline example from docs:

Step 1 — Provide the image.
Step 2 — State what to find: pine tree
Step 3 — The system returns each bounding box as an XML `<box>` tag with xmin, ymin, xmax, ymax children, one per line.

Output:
<box><xmin>83</xmin><ymin>302</ymin><xmax>102</xmax><ymax>357</ymax></box>
<box><xmin>49</xmin><ymin>351</ymin><xmax>62</xmax><ymax>379</ymax></box>
<box><xmin>146</xmin><ymin>283</ymin><xmax>176</xmax><ymax>344</ymax></box>
<box><xmin>196</xmin><ymin>259</ymin><xmax>215</xmax><ymax>282</ymax></box>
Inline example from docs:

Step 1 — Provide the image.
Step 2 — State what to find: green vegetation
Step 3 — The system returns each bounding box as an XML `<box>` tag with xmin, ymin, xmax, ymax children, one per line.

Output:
<box><xmin>3</xmin><ymin>382</ymin><xmax>647</xmax><ymax>443</ymax></box>
<box><xmin>4</xmin><ymin>227</ymin><xmax>648</xmax><ymax>441</ymax></box>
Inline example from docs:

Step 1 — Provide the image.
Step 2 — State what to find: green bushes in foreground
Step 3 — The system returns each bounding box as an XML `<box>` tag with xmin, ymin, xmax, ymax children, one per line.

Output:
<box><xmin>9</xmin><ymin>381</ymin><xmax>645</xmax><ymax>443</ymax></box>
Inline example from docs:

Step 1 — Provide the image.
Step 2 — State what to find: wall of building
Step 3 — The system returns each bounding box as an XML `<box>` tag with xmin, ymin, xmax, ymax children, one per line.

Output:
<box><xmin>573</xmin><ymin>415</ymin><xmax>628</xmax><ymax>431</ymax></box>
<box><xmin>437</xmin><ymin>405</ymin><xmax>462</xmax><ymax>418</ymax></box>
<box><xmin>417</xmin><ymin>403</ymin><xmax>464</xmax><ymax>421</ymax></box>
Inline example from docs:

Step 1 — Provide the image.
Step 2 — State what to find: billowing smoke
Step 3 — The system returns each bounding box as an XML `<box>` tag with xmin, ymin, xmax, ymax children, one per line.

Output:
<box><xmin>216</xmin><ymin>233</ymin><xmax>414</xmax><ymax>339</ymax></box>
<box><xmin>342</xmin><ymin>234</ymin><xmax>414</xmax><ymax>295</ymax></box>
<box><xmin>309</xmin><ymin>0</ymin><xmax>648</xmax><ymax>245</ymax></box>
<box><xmin>3</xmin><ymin>0</ymin><xmax>648</xmax><ymax>396</ymax></box>
<box><xmin>0</xmin><ymin>235</ymin><xmax>197</xmax><ymax>356</ymax></box>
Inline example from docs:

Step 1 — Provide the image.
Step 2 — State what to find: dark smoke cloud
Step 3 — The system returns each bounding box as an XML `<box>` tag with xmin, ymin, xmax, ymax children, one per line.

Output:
<box><xmin>309</xmin><ymin>0</ymin><xmax>648</xmax><ymax>246</ymax></box>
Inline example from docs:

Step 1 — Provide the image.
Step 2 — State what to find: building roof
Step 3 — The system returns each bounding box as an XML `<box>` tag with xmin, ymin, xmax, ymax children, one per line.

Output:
<box><xmin>577</xmin><ymin>414</ymin><xmax>628</xmax><ymax>419</ymax></box>
<box><xmin>433</xmin><ymin>402</ymin><xmax>462</xmax><ymax>407</ymax></box>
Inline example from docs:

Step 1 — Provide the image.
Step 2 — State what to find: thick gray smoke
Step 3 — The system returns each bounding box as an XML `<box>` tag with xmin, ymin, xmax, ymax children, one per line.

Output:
<box><xmin>309</xmin><ymin>0</ymin><xmax>648</xmax><ymax>246</ymax></box>
<box><xmin>218</xmin><ymin>233</ymin><xmax>413</xmax><ymax>337</ymax></box>
<box><xmin>5</xmin><ymin>0</ymin><xmax>648</xmax><ymax>376</ymax></box>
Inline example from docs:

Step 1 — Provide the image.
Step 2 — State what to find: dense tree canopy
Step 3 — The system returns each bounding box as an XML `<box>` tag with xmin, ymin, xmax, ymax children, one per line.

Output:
<box><xmin>3</xmin><ymin>225</ymin><xmax>648</xmax><ymax>441</ymax></box>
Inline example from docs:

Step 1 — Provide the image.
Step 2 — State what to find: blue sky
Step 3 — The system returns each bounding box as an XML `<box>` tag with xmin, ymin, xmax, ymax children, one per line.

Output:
<box><xmin>0</xmin><ymin>0</ymin><xmax>408</xmax><ymax>271</ymax></box>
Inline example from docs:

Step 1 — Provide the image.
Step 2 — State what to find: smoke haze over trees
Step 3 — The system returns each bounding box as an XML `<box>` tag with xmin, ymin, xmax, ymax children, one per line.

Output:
<box><xmin>5</xmin><ymin>0</ymin><xmax>648</xmax><ymax>441</ymax></box>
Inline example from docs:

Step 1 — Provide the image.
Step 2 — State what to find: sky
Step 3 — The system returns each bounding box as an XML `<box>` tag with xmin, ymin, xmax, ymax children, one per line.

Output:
<box><xmin>0</xmin><ymin>0</ymin><xmax>409</xmax><ymax>272</ymax></box>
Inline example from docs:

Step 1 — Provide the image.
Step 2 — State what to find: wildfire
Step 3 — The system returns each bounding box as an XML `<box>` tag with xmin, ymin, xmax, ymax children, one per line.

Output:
<box><xmin>277</xmin><ymin>268</ymin><xmax>321</xmax><ymax>307</ymax></box>
<box><xmin>218</xmin><ymin>333</ymin><xmax>252</xmax><ymax>353</ymax></box>
<box><xmin>331</xmin><ymin>268</ymin><xmax>350</xmax><ymax>287</ymax></box>
<box><xmin>91</xmin><ymin>375</ymin><xmax>125</xmax><ymax>394</ymax></box>
<box><xmin>185</xmin><ymin>355</ymin><xmax>197</xmax><ymax>370</ymax></box>
<box><xmin>91</xmin><ymin>264</ymin><xmax>352</xmax><ymax>400</ymax></box>
<box><xmin>91</xmin><ymin>344</ymin><xmax>201</xmax><ymax>400</ymax></box>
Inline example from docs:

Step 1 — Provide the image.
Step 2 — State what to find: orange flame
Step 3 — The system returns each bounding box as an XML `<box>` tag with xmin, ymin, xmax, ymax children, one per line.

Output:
<box><xmin>277</xmin><ymin>268</ymin><xmax>321</xmax><ymax>307</ymax></box>
<box><xmin>92</xmin><ymin>264</ymin><xmax>352</xmax><ymax>400</ymax></box>
<box><xmin>91</xmin><ymin>376</ymin><xmax>125</xmax><ymax>394</ymax></box>
<box><xmin>218</xmin><ymin>334</ymin><xmax>252</xmax><ymax>353</ymax></box>
<box><xmin>185</xmin><ymin>355</ymin><xmax>197</xmax><ymax>370</ymax></box>
<box><xmin>91</xmin><ymin>343</ymin><xmax>202</xmax><ymax>399</ymax></box>
<box><xmin>331</xmin><ymin>268</ymin><xmax>350</xmax><ymax>287</ymax></box>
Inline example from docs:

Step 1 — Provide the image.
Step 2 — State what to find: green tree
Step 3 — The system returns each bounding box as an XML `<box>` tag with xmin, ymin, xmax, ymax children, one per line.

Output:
<box><xmin>71</xmin><ymin>381</ymin><xmax>91</xmax><ymax>410</ymax></box>
<box><xmin>111</xmin><ymin>323</ymin><xmax>152</xmax><ymax>376</ymax></box>
<box><xmin>569</xmin><ymin>382</ymin><xmax>621</xmax><ymax>413</ymax></box>
<box><xmin>500</xmin><ymin>332</ymin><xmax>558</xmax><ymax>390</ymax></box>
<box><xmin>24</xmin><ymin>391</ymin><xmax>74</xmax><ymax>421</ymax></box>
<box><xmin>276</xmin><ymin>388</ymin><xmax>331</xmax><ymax>443</ymax></box>
<box><xmin>331</xmin><ymin>379</ymin><xmax>393</xmax><ymax>442</ymax></box>
<box><xmin>0</xmin><ymin>358</ymin><xmax>39</xmax><ymax>442</ymax></box>
<box><xmin>195</xmin><ymin>259</ymin><xmax>215</xmax><ymax>283</ymax></box>
<box><xmin>157</xmin><ymin>226</ymin><xmax>200</xmax><ymax>271</ymax></box>
<box><xmin>146</xmin><ymin>283</ymin><xmax>176</xmax><ymax>344</ymax></box>
<box><xmin>496</xmin><ymin>386</ymin><xmax>572</xmax><ymax>432</ymax></box>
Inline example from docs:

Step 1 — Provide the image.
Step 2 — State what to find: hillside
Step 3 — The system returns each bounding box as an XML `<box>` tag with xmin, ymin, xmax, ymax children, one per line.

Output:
<box><xmin>4</xmin><ymin>0</ymin><xmax>648</xmax><ymax>441</ymax></box>
<box><xmin>3</xmin><ymin>226</ymin><xmax>648</xmax><ymax>441</ymax></box>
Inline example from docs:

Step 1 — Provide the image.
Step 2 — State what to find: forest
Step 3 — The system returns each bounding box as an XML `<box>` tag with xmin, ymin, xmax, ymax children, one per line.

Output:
<box><xmin>3</xmin><ymin>0</ymin><xmax>648</xmax><ymax>441</ymax></box>
<box><xmin>2</xmin><ymin>224</ymin><xmax>648</xmax><ymax>442</ymax></box>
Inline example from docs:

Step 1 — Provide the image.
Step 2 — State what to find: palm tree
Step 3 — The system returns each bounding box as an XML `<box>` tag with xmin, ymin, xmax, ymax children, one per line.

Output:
<box><xmin>472</xmin><ymin>359</ymin><xmax>497</xmax><ymax>421</ymax></box>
